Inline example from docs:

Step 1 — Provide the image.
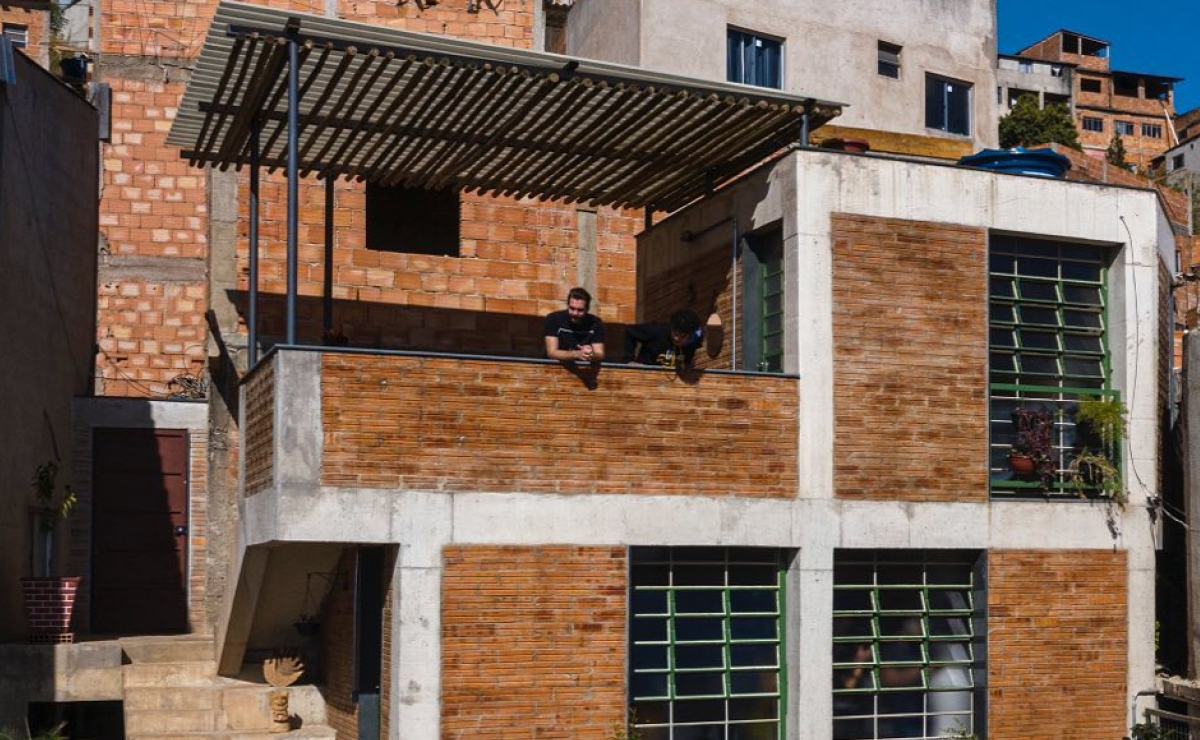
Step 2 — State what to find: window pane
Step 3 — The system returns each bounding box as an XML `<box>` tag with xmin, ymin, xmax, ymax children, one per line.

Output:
<box><xmin>946</xmin><ymin>81</ymin><xmax>971</xmax><ymax>135</ymax></box>
<box><xmin>925</xmin><ymin>77</ymin><xmax>945</xmax><ymax>130</ymax></box>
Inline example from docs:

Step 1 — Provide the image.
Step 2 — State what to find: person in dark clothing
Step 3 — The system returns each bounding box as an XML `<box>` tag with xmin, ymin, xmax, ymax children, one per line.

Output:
<box><xmin>543</xmin><ymin>287</ymin><xmax>606</xmax><ymax>363</ymax></box>
<box><xmin>624</xmin><ymin>309</ymin><xmax>703</xmax><ymax>369</ymax></box>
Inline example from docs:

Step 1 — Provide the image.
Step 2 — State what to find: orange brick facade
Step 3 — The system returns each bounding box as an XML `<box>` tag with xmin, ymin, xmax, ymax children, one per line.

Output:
<box><xmin>319</xmin><ymin>352</ymin><xmax>800</xmax><ymax>496</ymax></box>
<box><xmin>831</xmin><ymin>213</ymin><xmax>989</xmax><ymax>502</ymax></box>
<box><xmin>441</xmin><ymin>546</ymin><xmax>626</xmax><ymax>740</ymax></box>
<box><xmin>988</xmin><ymin>550</ymin><xmax>1128</xmax><ymax>740</ymax></box>
<box><xmin>243</xmin><ymin>359</ymin><xmax>274</xmax><ymax>496</ymax></box>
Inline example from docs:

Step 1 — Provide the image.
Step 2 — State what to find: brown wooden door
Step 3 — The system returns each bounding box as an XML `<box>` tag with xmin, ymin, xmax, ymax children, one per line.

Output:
<box><xmin>92</xmin><ymin>428</ymin><xmax>189</xmax><ymax>634</ymax></box>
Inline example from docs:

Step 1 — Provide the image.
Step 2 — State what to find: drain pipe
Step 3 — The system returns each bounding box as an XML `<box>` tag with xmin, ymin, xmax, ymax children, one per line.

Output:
<box><xmin>731</xmin><ymin>218</ymin><xmax>739</xmax><ymax>371</ymax></box>
<box><xmin>1131</xmin><ymin>688</ymin><xmax>1158</xmax><ymax>729</ymax></box>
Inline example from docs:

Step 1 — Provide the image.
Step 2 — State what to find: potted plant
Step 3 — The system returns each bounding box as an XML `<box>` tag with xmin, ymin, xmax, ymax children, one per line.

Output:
<box><xmin>1009</xmin><ymin>407</ymin><xmax>1056</xmax><ymax>490</ymax></box>
<box><xmin>1067</xmin><ymin>396</ymin><xmax>1128</xmax><ymax>504</ymax></box>
<box><xmin>20</xmin><ymin>461</ymin><xmax>80</xmax><ymax>643</ymax></box>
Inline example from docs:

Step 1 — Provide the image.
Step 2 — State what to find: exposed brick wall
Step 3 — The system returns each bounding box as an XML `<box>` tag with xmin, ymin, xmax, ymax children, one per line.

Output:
<box><xmin>320</xmin><ymin>352</ymin><xmax>799</xmax><ymax>496</ymax></box>
<box><xmin>338</xmin><ymin>0</ymin><xmax>535</xmax><ymax>48</ymax></box>
<box><xmin>321</xmin><ymin>549</ymin><xmax>358</xmax><ymax>740</ymax></box>
<box><xmin>640</xmin><ymin>238</ymin><xmax>739</xmax><ymax>370</ymax></box>
<box><xmin>988</xmin><ymin>550</ymin><xmax>1128</xmax><ymax>740</ymax></box>
<box><xmin>831</xmin><ymin>213</ymin><xmax>989</xmax><ymax>502</ymax></box>
<box><xmin>441</xmin><ymin>546</ymin><xmax>626</xmax><ymax>740</ymax></box>
<box><xmin>243</xmin><ymin>359</ymin><xmax>275</xmax><ymax>496</ymax></box>
<box><xmin>1</xmin><ymin>8</ymin><xmax>44</xmax><ymax>53</ymax></box>
<box><xmin>239</xmin><ymin>176</ymin><xmax>638</xmax><ymax>356</ymax></box>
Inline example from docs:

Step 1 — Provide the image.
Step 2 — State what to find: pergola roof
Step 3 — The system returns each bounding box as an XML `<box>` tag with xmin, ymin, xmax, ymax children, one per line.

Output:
<box><xmin>167</xmin><ymin>1</ymin><xmax>843</xmax><ymax>211</ymax></box>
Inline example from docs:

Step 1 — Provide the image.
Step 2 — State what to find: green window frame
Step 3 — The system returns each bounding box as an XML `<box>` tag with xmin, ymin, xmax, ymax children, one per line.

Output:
<box><xmin>630</xmin><ymin>547</ymin><xmax>786</xmax><ymax>740</ymax></box>
<box><xmin>760</xmin><ymin>242</ymin><xmax>784</xmax><ymax>373</ymax></box>
<box><xmin>832</xmin><ymin>550</ymin><xmax>984</xmax><ymax>740</ymax></box>
<box><xmin>988</xmin><ymin>236</ymin><xmax>1118</xmax><ymax>497</ymax></box>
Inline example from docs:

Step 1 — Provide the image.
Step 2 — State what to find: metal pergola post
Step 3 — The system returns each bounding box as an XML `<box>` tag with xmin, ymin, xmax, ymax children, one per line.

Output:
<box><xmin>285</xmin><ymin>22</ymin><xmax>300</xmax><ymax>345</ymax></box>
<box><xmin>323</xmin><ymin>175</ymin><xmax>334</xmax><ymax>339</ymax></box>
<box><xmin>248</xmin><ymin>117</ymin><xmax>260</xmax><ymax>366</ymax></box>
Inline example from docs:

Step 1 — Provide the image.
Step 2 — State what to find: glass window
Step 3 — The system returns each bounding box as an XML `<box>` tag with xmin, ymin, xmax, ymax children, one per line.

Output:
<box><xmin>877</xmin><ymin>41</ymin><xmax>901</xmax><ymax>79</ymax></box>
<box><xmin>1142</xmin><ymin>123</ymin><xmax>1163</xmax><ymax>139</ymax></box>
<box><xmin>1115</xmin><ymin>120</ymin><xmax>1135</xmax><ymax>136</ymax></box>
<box><xmin>833</xmin><ymin>551</ymin><xmax>983</xmax><ymax>740</ymax></box>
<box><xmin>925</xmin><ymin>75</ymin><xmax>971</xmax><ymax>136</ymax></box>
<box><xmin>727</xmin><ymin>29</ymin><xmax>783</xmax><ymax>90</ymax></box>
<box><xmin>631</xmin><ymin>547</ymin><xmax>786</xmax><ymax>740</ymax></box>
<box><xmin>1172</xmin><ymin>154</ymin><xmax>1186</xmax><ymax>171</ymax></box>
<box><xmin>2</xmin><ymin>24</ymin><xmax>27</xmax><ymax>49</ymax></box>
<box><xmin>1082</xmin><ymin>117</ymin><xmax>1104</xmax><ymax>133</ymax></box>
<box><xmin>988</xmin><ymin>236</ymin><xmax>1118</xmax><ymax>498</ymax></box>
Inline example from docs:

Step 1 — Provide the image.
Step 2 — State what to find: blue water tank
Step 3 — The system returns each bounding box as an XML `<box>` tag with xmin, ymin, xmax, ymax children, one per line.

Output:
<box><xmin>957</xmin><ymin>147</ymin><xmax>1071</xmax><ymax>178</ymax></box>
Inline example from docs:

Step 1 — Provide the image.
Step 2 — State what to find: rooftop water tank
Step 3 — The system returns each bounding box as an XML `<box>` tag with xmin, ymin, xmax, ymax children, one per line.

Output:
<box><xmin>957</xmin><ymin>147</ymin><xmax>1071</xmax><ymax>178</ymax></box>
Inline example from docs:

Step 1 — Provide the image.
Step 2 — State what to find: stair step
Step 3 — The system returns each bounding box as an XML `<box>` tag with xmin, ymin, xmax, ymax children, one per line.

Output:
<box><xmin>219</xmin><ymin>684</ymin><xmax>328</xmax><ymax>731</ymax></box>
<box><xmin>121</xmin><ymin>636</ymin><xmax>217</xmax><ymax>664</ymax></box>
<box><xmin>123</xmin><ymin>661</ymin><xmax>217</xmax><ymax>688</ymax></box>
<box><xmin>128</xmin><ymin>726</ymin><xmax>337</xmax><ymax>740</ymax></box>
<box><xmin>124</xmin><ymin>688</ymin><xmax>219</xmax><ymax>712</ymax></box>
<box><xmin>125</xmin><ymin>709</ymin><xmax>217</xmax><ymax>734</ymax></box>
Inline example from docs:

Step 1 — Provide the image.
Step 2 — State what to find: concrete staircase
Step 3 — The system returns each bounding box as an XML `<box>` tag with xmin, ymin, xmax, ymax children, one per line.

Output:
<box><xmin>120</xmin><ymin>636</ymin><xmax>335</xmax><ymax>740</ymax></box>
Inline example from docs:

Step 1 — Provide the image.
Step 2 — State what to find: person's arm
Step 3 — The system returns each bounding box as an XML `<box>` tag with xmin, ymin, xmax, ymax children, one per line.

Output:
<box><xmin>545</xmin><ymin>335</ymin><xmax>585</xmax><ymax>362</ymax></box>
<box><xmin>587</xmin><ymin>341</ymin><xmax>605</xmax><ymax>363</ymax></box>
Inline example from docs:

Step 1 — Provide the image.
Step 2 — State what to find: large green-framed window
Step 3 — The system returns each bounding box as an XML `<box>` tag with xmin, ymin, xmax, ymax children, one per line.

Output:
<box><xmin>760</xmin><ymin>245</ymin><xmax>784</xmax><ymax>373</ymax></box>
<box><xmin>988</xmin><ymin>235</ymin><xmax>1118</xmax><ymax>497</ymax></box>
<box><xmin>630</xmin><ymin>547</ymin><xmax>786</xmax><ymax>740</ymax></box>
<box><xmin>832</xmin><ymin>551</ymin><xmax>983</xmax><ymax>740</ymax></box>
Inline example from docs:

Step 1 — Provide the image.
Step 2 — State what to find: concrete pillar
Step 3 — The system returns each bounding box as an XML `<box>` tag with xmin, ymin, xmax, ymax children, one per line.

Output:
<box><xmin>576</xmin><ymin>206</ymin><xmax>598</xmax><ymax>297</ymax></box>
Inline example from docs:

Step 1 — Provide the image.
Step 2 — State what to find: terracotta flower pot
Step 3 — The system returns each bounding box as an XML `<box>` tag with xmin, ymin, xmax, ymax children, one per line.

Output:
<box><xmin>21</xmin><ymin>576</ymin><xmax>81</xmax><ymax>644</ymax></box>
<box><xmin>1008</xmin><ymin>453</ymin><xmax>1036</xmax><ymax>476</ymax></box>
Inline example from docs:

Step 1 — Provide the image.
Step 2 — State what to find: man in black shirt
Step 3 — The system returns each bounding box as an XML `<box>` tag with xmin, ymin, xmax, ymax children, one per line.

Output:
<box><xmin>624</xmin><ymin>309</ymin><xmax>702</xmax><ymax>369</ymax></box>
<box><xmin>543</xmin><ymin>287</ymin><xmax>606</xmax><ymax>363</ymax></box>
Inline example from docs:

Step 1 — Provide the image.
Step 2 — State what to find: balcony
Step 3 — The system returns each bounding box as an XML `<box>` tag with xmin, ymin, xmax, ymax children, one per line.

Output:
<box><xmin>242</xmin><ymin>347</ymin><xmax>799</xmax><ymax>501</ymax></box>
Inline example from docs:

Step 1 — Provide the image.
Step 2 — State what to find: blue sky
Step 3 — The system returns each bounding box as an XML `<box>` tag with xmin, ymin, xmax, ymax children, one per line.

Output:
<box><xmin>998</xmin><ymin>0</ymin><xmax>1200</xmax><ymax>112</ymax></box>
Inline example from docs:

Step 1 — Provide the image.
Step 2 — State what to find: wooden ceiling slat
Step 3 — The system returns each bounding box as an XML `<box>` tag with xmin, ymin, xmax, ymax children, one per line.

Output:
<box><xmin>217</xmin><ymin>37</ymin><xmax>289</xmax><ymax>171</ymax></box>
<box><xmin>346</xmin><ymin>57</ymin><xmax>439</xmax><ymax>180</ymax></box>
<box><xmin>261</xmin><ymin>42</ymin><xmax>330</xmax><ymax>160</ymax></box>
<box><xmin>319</xmin><ymin>52</ymin><xmax>407</xmax><ymax>178</ymax></box>
<box><xmin>305</xmin><ymin>48</ymin><xmax>390</xmax><ymax>177</ymax></box>
<box><xmin>190</xmin><ymin>34</ymin><xmax>247</xmax><ymax>166</ymax></box>
<box><xmin>297</xmin><ymin>46</ymin><xmax>373</xmax><ymax>169</ymax></box>
<box><xmin>196</xmin><ymin>34</ymin><xmax>260</xmax><ymax>164</ymax></box>
<box><xmin>369</xmin><ymin>60</ymin><xmax>459</xmax><ymax>180</ymax></box>
<box><xmin>385</xmin><ymin>63</ymin><xmax>489</xmax><ymax>186</ymax></box>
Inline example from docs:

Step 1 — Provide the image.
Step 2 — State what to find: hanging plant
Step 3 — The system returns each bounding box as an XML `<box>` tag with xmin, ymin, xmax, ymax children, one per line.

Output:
<box><xmin>1066</xmin><ymin>396</ymin><xmax>1128</xmax><ymax>505</ymax></box>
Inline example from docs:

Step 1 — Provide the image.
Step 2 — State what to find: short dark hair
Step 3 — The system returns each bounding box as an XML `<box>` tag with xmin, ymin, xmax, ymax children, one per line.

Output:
<box><xmin>670</xmin><ymin>309</ymin><xmax>700</xmax><ymax>334</ymax></box>
<box><xmin>567</xmin><ymin>287</ymin><xmax>592</xmax><ymax>308</ymax></box>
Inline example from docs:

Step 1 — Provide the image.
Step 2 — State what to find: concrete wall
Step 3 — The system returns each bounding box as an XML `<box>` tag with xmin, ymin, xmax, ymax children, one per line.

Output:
<box><xmin>566</xmin><ymin>0</ymin><xmax>1000</xmax><ymax>148</ymax></box>
<box><xmin>0</xmin><ymin>53</ymin><xmax>98</xmax><ymax>640</ymax></box>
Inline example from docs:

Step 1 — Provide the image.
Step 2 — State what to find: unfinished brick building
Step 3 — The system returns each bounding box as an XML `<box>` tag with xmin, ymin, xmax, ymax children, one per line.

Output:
<box><xmin>0</xmin><ymin>2</ymin><xmax>1182</xmax><ymax>740</ymax></box>
<box><xmin>1016</xmin><ymin>29</ymin><xmax>1180</xmax><ymax>171</ymax></box>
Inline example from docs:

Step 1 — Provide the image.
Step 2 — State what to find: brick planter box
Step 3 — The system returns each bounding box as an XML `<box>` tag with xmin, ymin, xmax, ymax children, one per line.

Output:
<box><xmin>21</xmin><ymin>576</ymin><xmax>81</xmax><ymax>643</ymax></box>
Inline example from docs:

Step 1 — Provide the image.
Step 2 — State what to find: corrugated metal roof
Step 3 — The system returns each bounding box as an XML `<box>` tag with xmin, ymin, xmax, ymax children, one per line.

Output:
<box><xmin>167</xmin><ymin>1</ymin><xmax>843</xmax><ymax>210</ymax></box>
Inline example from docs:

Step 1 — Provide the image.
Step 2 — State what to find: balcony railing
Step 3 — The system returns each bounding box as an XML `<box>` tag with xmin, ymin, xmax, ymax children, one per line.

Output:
<box><xmin>989</xmin><ymin>383</ymin><xmax>1122</xmax><ymax>500</ymax></box>
<box><xmin>242</xmin><ymin>346</ymin><xmax>801</xmax><ymax>499</ymax></box>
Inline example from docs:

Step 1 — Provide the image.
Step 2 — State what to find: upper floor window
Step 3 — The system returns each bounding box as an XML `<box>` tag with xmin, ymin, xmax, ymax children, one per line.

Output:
<box><xmin>366</xmin><ymin>183</ymin><xmax>460</xmax><ymax>257</ymax></box>
<box><xmin>1115</xmin><ymin>120</ymin><xmax>1135</xmax><ymax>136</ymax></box>
<box><xmin>727</xmin><ymin>28</ymin><xmax>783</xmax><ymax>89</ymax></box>
<box><xmin>1080</xmin><ymin>78</ymin><xmax>1102</xmax><ymax>94</ymax></box>
<box><xmin>989</xmin><ymin>236</ymin><xmax>1117</xmax><ymax>499</ymax></box>
<box><xmin>630</xmin><ymin>547</ymin><xmax>786</xmax><ymax>740</ymax></box>
<box><xmin>1173</xmin><ymin>154</ymin><xmax>1186</xmax><ymax>171</ymax></box>
<box><xmin>925</xmin><ymin>75</ymin><xmax>971</xmax><ymax>136</ymax></box>
<box><xmin>1018</xmin><ymin>61</ymin><xmax>1032</xmax><ymax>74</ymax></box>
<box><xmin>2</xmin><ymin>24</ymin><xmax>27</xmax><ymax>49</ymax></box>
<box><xmin>1082</xmin><ymin>117</ymin><xmax>1104</xmax><ymax>133</ymax></box>
<box><xmin>877</xmin><ymin>41</ymin><xmax>901</xmax><ymax>79</ymax></box>
<box><xmin>833</xmin><ymin>550</ymin><xmax>984</xmax><ymax>740</ymax></box>
<box><xmin>1142</xmin><ymin>123</ymin><xmax>1163</xmax><ymax>139</ymax></box>
<box><xmin>1050</xmin><ymin>64</ymin><xmax>1064</xmax><ymax>78</ymax></box>
<box><xmin>1113</xmin><ymin>75</ymin><xmax>1140</xmax><ymax>98</ymax></box>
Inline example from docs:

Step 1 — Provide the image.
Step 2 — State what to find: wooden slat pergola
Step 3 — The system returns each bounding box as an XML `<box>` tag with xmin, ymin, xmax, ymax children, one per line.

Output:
<box><xmin>167</xmin><ymin>1</ymin><xmax>844</xmax><ymax>363</ymax></box>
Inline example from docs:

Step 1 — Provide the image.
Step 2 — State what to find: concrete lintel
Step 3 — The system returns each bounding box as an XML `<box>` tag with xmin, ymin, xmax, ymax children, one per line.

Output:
<box><xmin>99</xmin><ymin>255</ymin><xmax>207</xmax><ymax>283</ymax></box>
<box><xmin>73</xmin><ymin>396</ymin><xmax>208</xmax><ymax>429</ymax></box>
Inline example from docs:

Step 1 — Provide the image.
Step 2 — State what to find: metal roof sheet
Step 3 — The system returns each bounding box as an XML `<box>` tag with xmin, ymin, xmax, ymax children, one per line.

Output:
<box><xmin>167</xmin><ymin>1</ymin><xmax>844</xmax><ymax>211</ymax></box>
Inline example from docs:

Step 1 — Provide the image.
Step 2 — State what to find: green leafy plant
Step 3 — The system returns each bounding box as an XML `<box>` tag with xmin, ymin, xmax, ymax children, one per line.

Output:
<box><xmin>1066</xmin><ymin>397</ymin><xmax>1128</xmax><ymax>504</ymax></box>
<box><xmin>610</xmin><ymin>710</ymin><xmax>642</xmax><ymax>740</ymax></box>
<box><xmin>1010</xmin><ymin>407</ymin><xmax>1056</xmax><ymax>490</ymax></box>
<box><xmin>1107</xmin><ymin>133</ymin><xmax>1133</xmax><ymax>171</ymax></box>
<box><xmin>0</xmin><ymin>721</ymin><xmax>70</xmax><ymax>740</ymax></box>
<box><xmin>1126</xmin><ymin>722</ymin><xmax>1172</xmax><ymax>740</ymax></box>
<box><xmin>940</xmin><ymin>724</ymin><xmax>979</xmax><ymax>740</ymax></box>
<box><xmin>998</xmin><ymin>96</ymin><xmax>1081</xmax><ymax>150</ymax></box>
<box><xmin>31</xmin><ymin>462</ymin><xmax>76</xmax><ymax>575</ymax></box>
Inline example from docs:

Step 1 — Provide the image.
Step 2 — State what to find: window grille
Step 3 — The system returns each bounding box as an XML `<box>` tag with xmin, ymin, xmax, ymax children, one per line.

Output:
<box><xmin>1082</xmin><ymin>117</ymin><xmax>1104</xmax><ymax>133</ymax></box>
<box><xmin>988</xmin><ymin>236</ymin><xmax>1118</xmax><ymax>498</ymax></box>
<box><xmin>630</xmin><ymin>547</ymin><xmax>786</xmax><ymax>740</ymax></box>
<box><xmin>832</xmin><ymin>550</ymin><xmax>983</xmax><ymax>740</ymax></box>
<box><xmin>1142</xmin><ymin>123</ymin><xmax>1163</xmax><ymax>139</ymax></box>
<box><xmin>1115</xmin><ymin>120</ymin><xmax>1135</xmax><ymax>136</ymax></box>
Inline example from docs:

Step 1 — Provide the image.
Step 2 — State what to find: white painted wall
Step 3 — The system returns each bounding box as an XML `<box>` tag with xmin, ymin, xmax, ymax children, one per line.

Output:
<box><xmin>566</xmin><ymin>0</ymin><xmax>1000</xmax><ymax>147</ymax></box>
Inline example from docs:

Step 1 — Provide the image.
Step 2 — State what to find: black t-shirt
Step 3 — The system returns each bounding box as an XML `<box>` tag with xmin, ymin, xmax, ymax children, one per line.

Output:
<box><xmin>543</xmin><ymin>310</ymin><xmax>605</xmax><ymax>351</ymax></box>
<box><xmin>624</xmin><ymin>322</ymin><xmax>702</xmax><ymax>367</ymax></box>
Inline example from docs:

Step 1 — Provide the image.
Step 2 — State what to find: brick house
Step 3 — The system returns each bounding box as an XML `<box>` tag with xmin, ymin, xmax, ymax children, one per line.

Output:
<box><xmin>1015</xmin><ymin>29</ymin><xmax>1181</xmax><ymax>171</ymax></box>
<box><xmin>0</xmin><ymin>2</ymin><xmax>1181</xmax><ymax>740</ymax></box>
